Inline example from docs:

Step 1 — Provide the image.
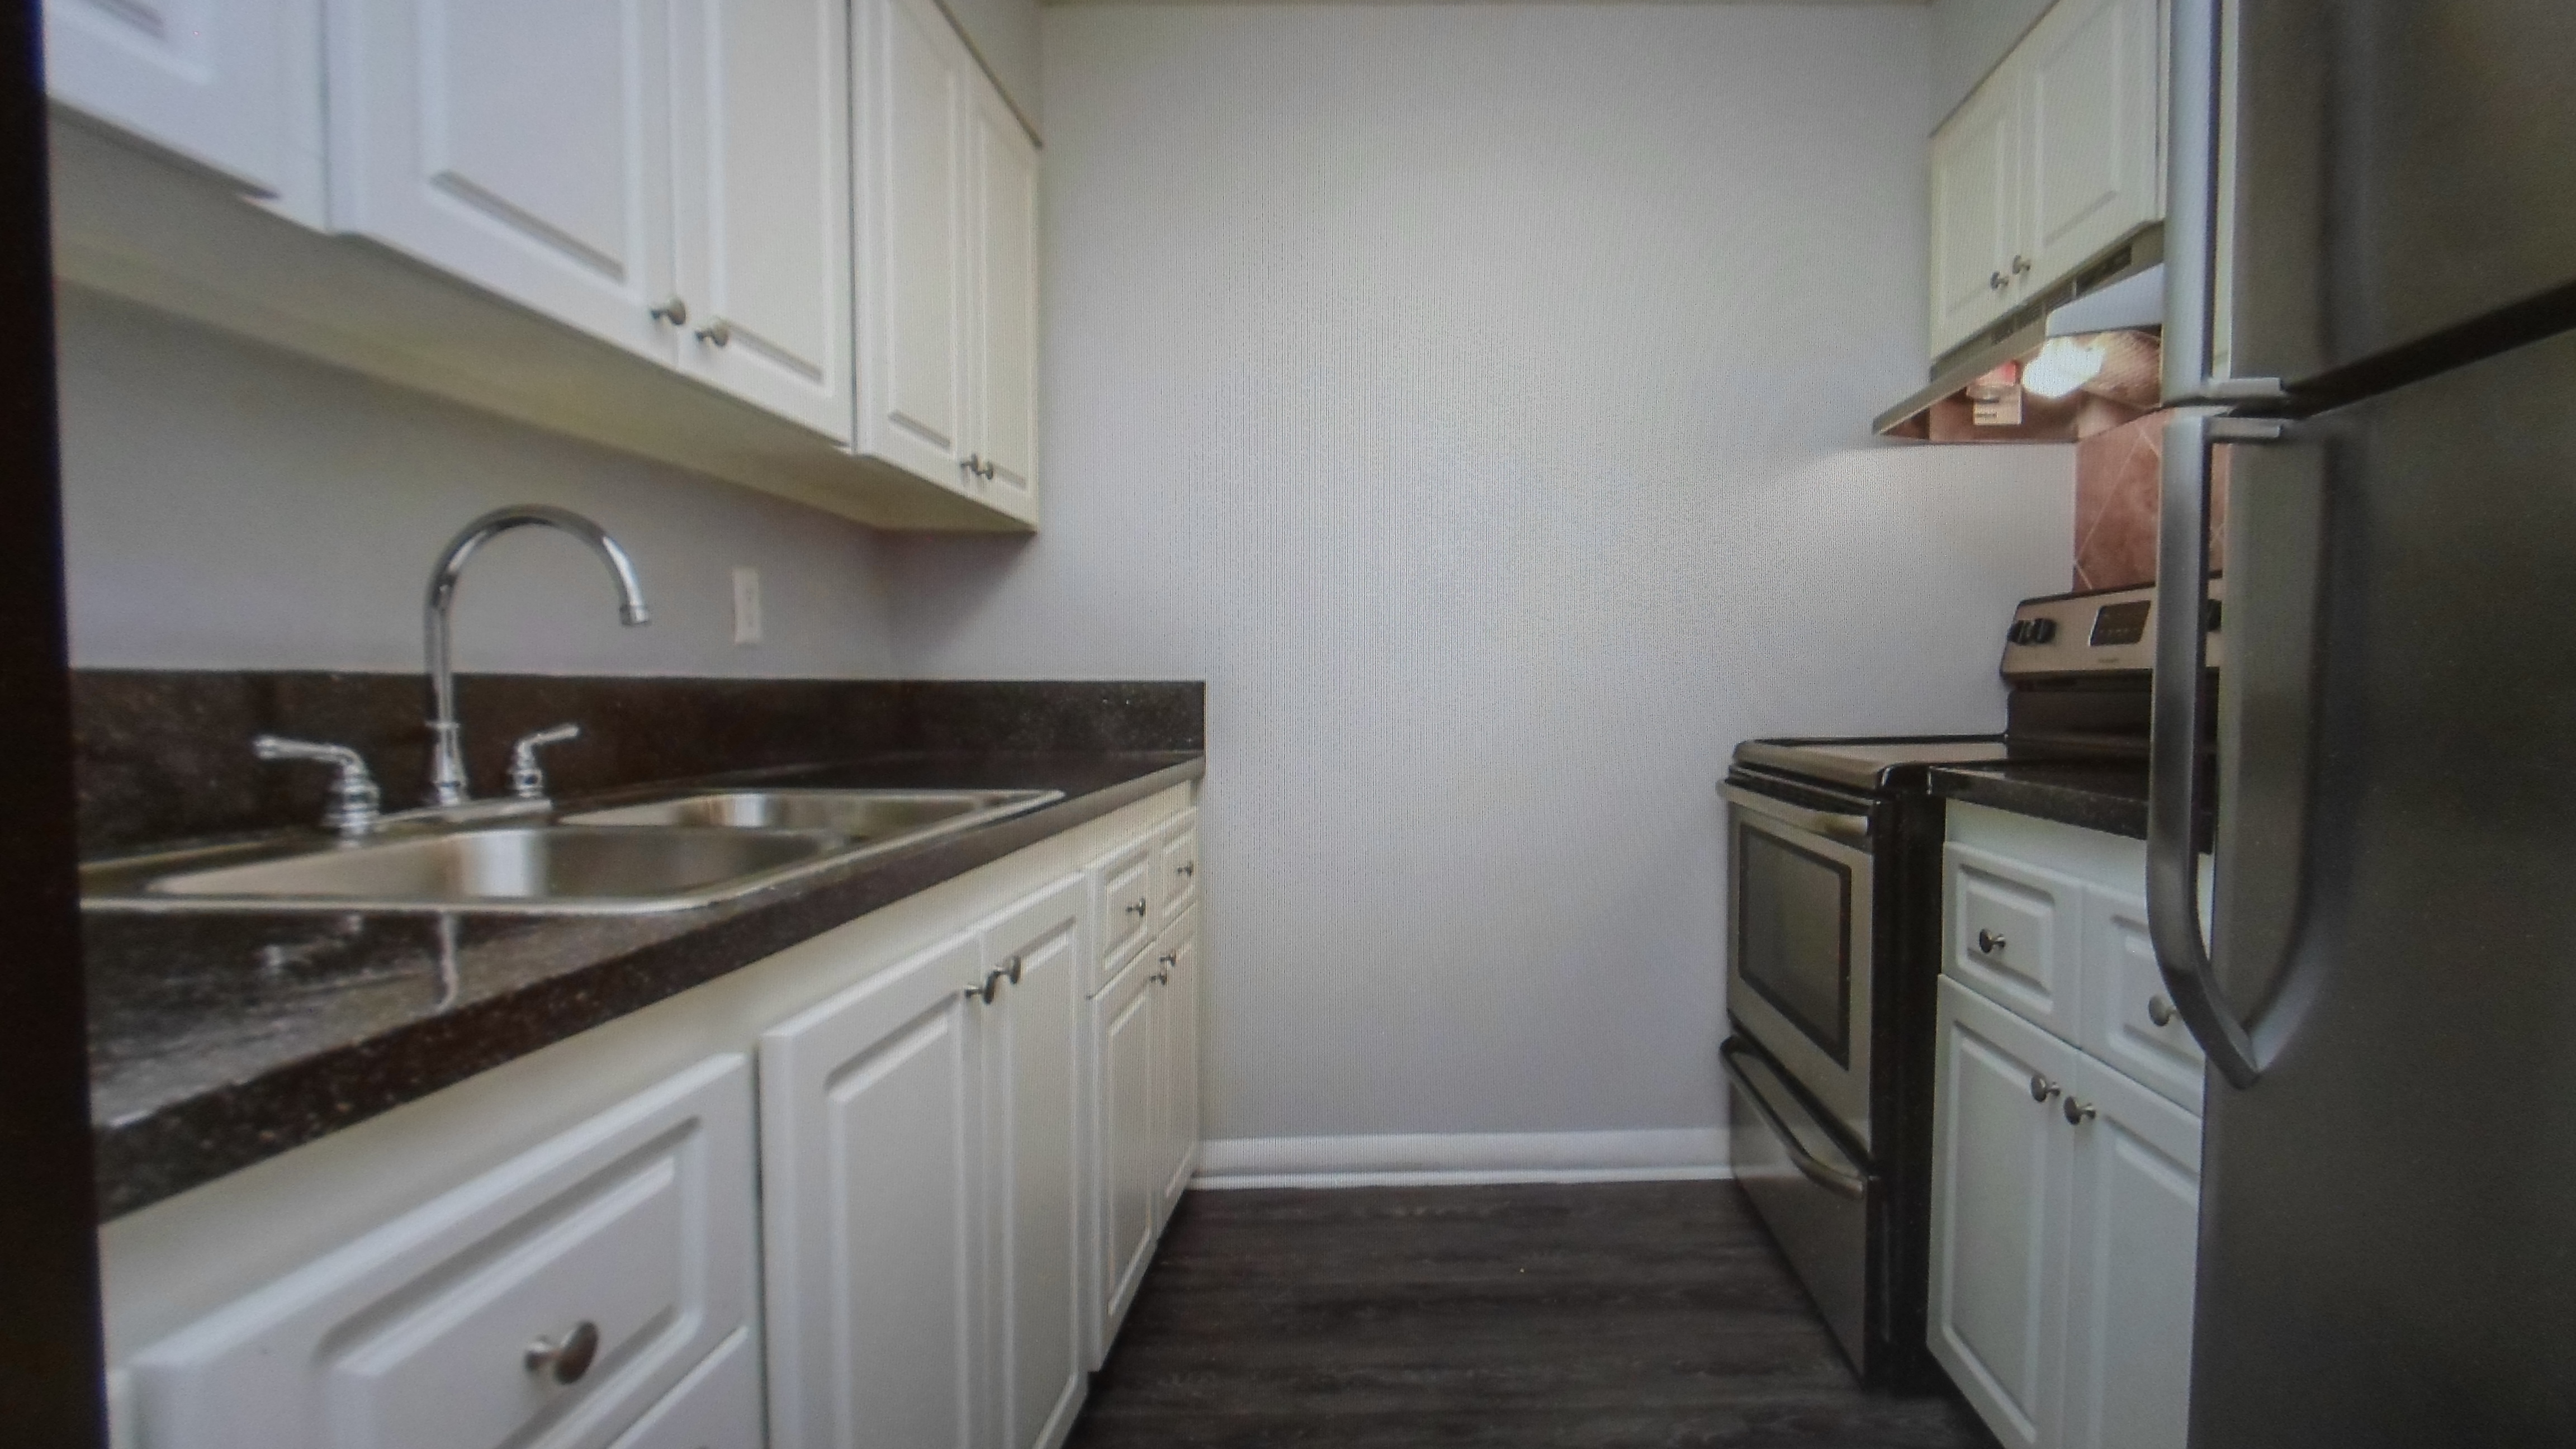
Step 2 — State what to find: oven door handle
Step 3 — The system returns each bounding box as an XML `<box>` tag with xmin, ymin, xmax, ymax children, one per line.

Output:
<box><xmin>1719</xmin><ymin>783</ymin><xmax>1870</xmax><ymax>846</ymax></box>
<box><xmin>1720</xmin><ymin>1039</ymin><xmax>1868</xmax><ymax>1200</ymax></box>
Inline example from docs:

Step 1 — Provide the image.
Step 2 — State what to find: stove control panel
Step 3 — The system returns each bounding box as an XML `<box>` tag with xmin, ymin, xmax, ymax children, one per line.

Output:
<box><xmin>2001</xmin><ymin>579</ymin><xmax>2226</xmax><ymax>677</ymax></box>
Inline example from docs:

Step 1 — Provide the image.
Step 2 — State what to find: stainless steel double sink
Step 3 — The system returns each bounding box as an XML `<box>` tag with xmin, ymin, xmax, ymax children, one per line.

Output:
<box><xmin>80</xmin><ymin>789</ymin><xmax>1062</xmax><ymax>915</ymax></box>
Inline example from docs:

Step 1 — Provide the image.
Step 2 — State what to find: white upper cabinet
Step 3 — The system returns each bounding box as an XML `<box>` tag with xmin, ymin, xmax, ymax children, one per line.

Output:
<box><xmin>328</xmin><ymin>0</ymin><xmax>680</xmax><ymax>363</ymax></box>
<box><xmin>968</xmin><ymin>77</ymin><xmax>1041</xmax><ymax>522</ymax></box>
<box><xmin>759</xmin><ymin>931</ymin><xmax>986</xmax><ymax>1449</ymax></box>
<box><xmin>1924</xmin><ymin>0</ymin><xmax>2164</xmax><ymax>361</ymax></box>
<box><xmin>855</xmin><ymin>0</ymin><xmax>1043</xmax><ymax>520</ymax></box>
<box><xmin>44</xmin><ymin>0</ymin><xmax>325</xmax><ymax>220</ymax></box>
<box><xmin>2020</xmin><ymin>0</ymin><xmax>2162</xmax><ymax>294</ymax></box>
<box><xmin>669</xmin><ymin>0</ymin><xmax>854</xmax><ymax>441</ymax></box>
<box><xmin>1929</xmin><ymin>73</ymin><xmax>2022</xmax><ymax>358</ymax></box>
<box><xmin>857</xmin><ymin>0</ymin><xmax>973</xmax><ymax>486</ymax></box>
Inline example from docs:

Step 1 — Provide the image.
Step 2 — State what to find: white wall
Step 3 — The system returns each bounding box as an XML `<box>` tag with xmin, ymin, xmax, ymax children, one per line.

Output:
<box><xmin>885</xmin><ymin>3</ymin><xmax>2075</xmax><ymax>1163</ymax></box>
<box><xmin>55</xmin><ymin>290</ymin><xmax>901</xmax><ymax>678</ymax></box>
<box><xmin>1929</xmin><ymin>0</ymin><xmax>2054</xmax><ymax>126</ymax></box>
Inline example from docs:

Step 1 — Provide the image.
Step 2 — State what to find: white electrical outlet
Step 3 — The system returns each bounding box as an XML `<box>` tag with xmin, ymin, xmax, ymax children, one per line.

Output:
<box><xmin>732</xmin><ymin>567</ymin><xmax>763</xmax><ymax>645</ymax></box>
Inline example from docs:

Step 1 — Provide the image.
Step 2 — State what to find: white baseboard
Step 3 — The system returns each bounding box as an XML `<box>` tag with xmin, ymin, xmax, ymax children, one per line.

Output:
<box><xmin>1192</xmin><ymin>1128</ymin><xmax>1730</xmax><ymax>1190</ymax></box>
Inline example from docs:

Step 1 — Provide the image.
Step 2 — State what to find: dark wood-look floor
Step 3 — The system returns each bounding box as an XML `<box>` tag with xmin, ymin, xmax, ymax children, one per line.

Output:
<box><xmin>1068</xmin><ymin>1181</ymin><xmax>1997</xmax><ymax>1448</ymax></box>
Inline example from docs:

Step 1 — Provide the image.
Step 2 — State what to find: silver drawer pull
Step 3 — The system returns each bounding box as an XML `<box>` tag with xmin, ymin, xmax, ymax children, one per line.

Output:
<box><xmin>1004</xmin><ymin>954</ymin><xmax>1023</xmax><ymax>985</ymax></box>
<box><xmin>2029</xmin><ymin>1074</ymin><xmax>2060</xmax><ymax>1104</ymax></box>
<box><xmin>694</xmin><ymin>318</ymin><xmax>731</xmax><ymax>347</ymax></box>
<box><xmin>1977</xmin><ymin>929</ymin><xmax>2008</xmax><ymax>955</ymax></box>
<box><xmin>2147</xmin><ymin>995</ymin><xmax>2177</xmax><ymax>1027</ymax></box>
<box><xmin>1177</xmin><ymin>861</ymin><xmax>1195</xmax><ymax>879</ymax></box>
<box><xmin>524</xmin><ymin>1320</ymin><xmax>600</xmax><ymax>1384</ymax></box>
<box><xmin>1125</xmin><ymin>898</ymin><xmax>1148</xmax><ymax>918</ymax></box>
<box><xmin>2063</xmin><ymin>1098</ymin><xmax>2097</xmax><ymax>1127</ymax></box>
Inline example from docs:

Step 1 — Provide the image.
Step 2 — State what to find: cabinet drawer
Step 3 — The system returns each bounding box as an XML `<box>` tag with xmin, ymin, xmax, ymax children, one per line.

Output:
<box><xmin>1088</xmin><ymin>832</ymin><xmax>1157</xmax><ymax>995</ymax></box>
<box><xmin>604</xmin><ymin>1326</ymin><xmax>760</xmax><ymax>1449</ymax></box>
<box><xmin>1947</xmin><ymin>842</ymin><xmax>2086</xmax><ymax>1042</ymax></box>
<box><xmin>127</xmin><ymin>1055</ymin><xmax>757</xmax><ymax>1449</ymax></box>
<box><xmin>1155</xmin><ymin>809</ymin><xmax>1200</xmax><ymax>927</ymax></box>
<box><xmin>2083</xmin><ymin>891</ymin><xmax>2206</xmax><ymax>1115</ymax></box>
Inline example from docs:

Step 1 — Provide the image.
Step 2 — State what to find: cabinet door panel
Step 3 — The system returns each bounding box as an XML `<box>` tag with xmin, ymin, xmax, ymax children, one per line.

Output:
<box><xmin>331</xmin><ymin>0</ymin><xmax>676</xmax><ymax>361</ymax></box>
<box><xmin>45</xmin><ymin>0</ymin><xmax>324</xmax><ymax>216</ymax></box>
<box><xmin>2083</xmin><ymin>889</ymin><xmax>2207</xmax><ymax>1114</ymax></box>
<box><xmin>1928</xmin><ymin>71</ymin><xmax>2019</xmax><ymax>357</ymax></box>
<box><xmin>856</xmin><ymin>0</ymin><xmax>971</xmax><ymax>484</ymax></box>
<box><xmin>969</xmin><ymin>78</ymin><xmax>1040</xmax><ymax>520</ymax></box>
<box><xmin>760</xmin><ymin>932</ymin><xmax>984</xmax><ymax>1449</ymax></box>
<box><xmin>670</xmin><ymin>0</ymin><xmax>853</xmax><ymax>439</ymax></box>
<box><xmin>605</xmin><ymin>1325</ymin><xmax>761</xmax><ymax>1449</ymax></box>
<box><xmin>982</xmin><ymin>876</ymin><xmax>1087</xmax><ymax>1449</ymax></box>
<box><xmin>1155</xmin><ymin>908</ymin><xmax>1202</xmax><ymax>1220</ymax></box>
<box><xmin>1092</xmin><ymin>958</ymin><xmax>1159</xmax><ymax>1361</ymax></box>
<box><xmin>1930</xmin><ymin>977</ymin><xmax>2075</xmax><ymax>1449</ymax></box>
<box><xmin>2021</xmin><ymin>0</ymin><xmax>2162</xmax><ymax>289</ymax></box>
<box><xmin>130</xmin><ymin>1056</ymin><xmax>755</xmax><ymax>1449</ymax></box>
<box><xmin>2063</xmin><ymin>1057</ymin><xmax>2201</xmax><ymax>1449</ymax></box>
<box><xmin>1947</xmin><ymin>842</ymin><xmax>2086</xmax><ymax>1043</ymax></box>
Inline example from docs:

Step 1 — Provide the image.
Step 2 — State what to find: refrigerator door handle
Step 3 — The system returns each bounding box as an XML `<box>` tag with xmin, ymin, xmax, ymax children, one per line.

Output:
<box><xmin>2162</xmin><ymin>0</ymin><xmax>2285</xmax><ymax>407</ymax></box>
<box><xmin>2148</xmin><ymin>411</ymin><xmax>2279</xmax><ymax>1090</ymax></box>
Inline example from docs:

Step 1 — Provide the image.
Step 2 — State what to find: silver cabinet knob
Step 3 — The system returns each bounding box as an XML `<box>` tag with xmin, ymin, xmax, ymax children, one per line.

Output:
<box><xmin>1989</xmin><ymin>271</ymin><xmax>2010</xmax><ymax>291</ymax></box>
<box><xmin>524</xmin><ymin>1320</ymin><xmax>600</xmax><ymax>1384</ymax></box>
<box><xmin>2063</xmin><ymin>1097</ymin><xmax>2097</xmax><ymax>1126</ymax></box>
<box><xmin>972</xmin><ymin>968</ymin><xmax>1005</xmax><ymax>1004</ymax></box>
<box><xmin>1125</xmin><ymin>898</ymin><xmax>1148</xmax><ymax>918</ymax></box>
<box><xmin>694</xmin><ymin>318</ymin><xmax>732</xmax><ymax>347</ymax></box>
<box><xmin>1003</xmin><ymin>954</ymin><xmax>1024</xmax><ymax>986</ymax></box>
<box><xmin>1177</xmin><ymin>861</ymin><xmax>1195</xmax><ymax>880</ymax></box>
<box><xmin>1976</xmin><ymin>929</ymin><xmax>2008</xmax><ymax>955</ymax></box>
<box><xmin>2029</xmin><ymin>1074</ymin><xmax>2060</xmax><ymax>1104</ymax></box>
<box><xmin>650</xmin><ymin>296</ymin><xmax>689</xmax><ymax>325</ymax></box>
<box><xmin>2148</xmin><ymin>995</ymin><xmax>2177</xmax><ymax>1027</ymax></box>
<box><xmin>2011</xmin><ymin>254</ymin><xmax>2032</xmax><ymax>276</ymax></box>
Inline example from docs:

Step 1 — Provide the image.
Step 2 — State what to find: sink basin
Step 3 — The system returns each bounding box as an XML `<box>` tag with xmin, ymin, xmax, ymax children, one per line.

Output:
<box><xmin>564</xmin><ymin>788</ymin><xmax>1060</xmax><ymax>839</ymax></box>
<box><xmin>121</xmin><ymin>826</ymin><xmax>841</xmax><ymax>914</ymax></box>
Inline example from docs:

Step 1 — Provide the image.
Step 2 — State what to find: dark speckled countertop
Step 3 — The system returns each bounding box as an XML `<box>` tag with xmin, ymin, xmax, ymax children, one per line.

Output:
<box><xmin>83</xmin><ymin>749</ymin><xmax>1201</xmax><ymax>1219</ymax></box>
<box><xmin>1928</xmin><ymin>757</ymin><xmax>2217</xmax><ymax>850</ymax></box>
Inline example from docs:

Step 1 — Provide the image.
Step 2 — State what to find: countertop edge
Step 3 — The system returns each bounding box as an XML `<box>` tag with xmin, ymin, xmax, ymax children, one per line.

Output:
<box><xmin>92</xmin><ymin>753</ymin><xmax>1204</xmax><ymax>1219</ymax></box>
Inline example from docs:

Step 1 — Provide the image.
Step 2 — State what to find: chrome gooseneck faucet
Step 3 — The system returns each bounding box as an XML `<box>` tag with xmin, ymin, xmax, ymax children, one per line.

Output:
<box><xmin>424</xmin><ymin>506</ymin><xmax>650</xmax><ymax>806</ymax></box>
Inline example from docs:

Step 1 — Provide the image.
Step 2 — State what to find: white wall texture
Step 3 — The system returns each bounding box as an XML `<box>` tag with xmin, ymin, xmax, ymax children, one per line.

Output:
<box><xmin>883</xmin><ymin>2</ymin><xmax>2076</xmax><ymax>1164</ymax></box>
<box><xmin>53</xmin><ymin>3</ymin><xmax>2077</xmax><ymax>1175</ymax></box>
<box><xmin>55</xmin><ymin>289</ymin><xmax>902</xmax><ymax>679</ymax></box>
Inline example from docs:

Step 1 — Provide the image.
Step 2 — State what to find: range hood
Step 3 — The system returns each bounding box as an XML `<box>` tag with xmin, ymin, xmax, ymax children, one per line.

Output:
<box><xmin>1874</xmin><ymin>228</ymin><xmax>2166</xmax><ymax>443</ymax></box>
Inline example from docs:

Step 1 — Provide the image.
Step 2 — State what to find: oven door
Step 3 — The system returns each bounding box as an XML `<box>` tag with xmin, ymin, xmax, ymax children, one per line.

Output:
<box><xmin>1722</xmin><ymin>779</ymin><xmax>1876</xmax><ymax>1152</ymax></box>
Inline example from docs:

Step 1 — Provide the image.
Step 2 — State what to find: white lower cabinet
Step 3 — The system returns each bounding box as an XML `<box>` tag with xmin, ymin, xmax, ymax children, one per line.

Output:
<box><xmin>1932</xmin><ymin>977</ymin><xmax>2078</xmax><ymax>1449</ymax></box>
<box><xmin>759</xmin><ymin>930</ymin><xmax>987</xmax><ymax>1449</ymax></box>
<box><xmin>1090</xmin><ymin>952</ymin><xmax>1162</xmax><ymax>1356</ymax></box>
<box><xmin>111</xmin><ymin>790</ymin><xmax>1202</xmax><ymax>1449</ymax></box>
<box><xmin>1153</xmin><ymin>907</ymin><xmax>1203</xmax><ymax>1219</ymax></box>
<box><xmin>125</xmin><ymin>1055</ymin><xmax>760</xmax><ymax>1449</ymax></box>
<box><xmin>1933</xmin><ymin>807</ymin><xmax>2204</xmax><ymax>1449</ymax></box>
<box><xmin>2060</xmin><ymin>1054</ymin><xmax>2201</xmax><ymax>1449</ymax></box>
<box><xmin>979</xmin><ymin>877</ymin><xmax>1088</xmax><ymax>1449</ymax></box>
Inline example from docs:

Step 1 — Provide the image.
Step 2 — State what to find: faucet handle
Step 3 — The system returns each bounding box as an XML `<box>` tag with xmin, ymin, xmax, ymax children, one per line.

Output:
<box><xmin>254</xmin><ymin>736</ymin><xmax>383</xmax><ymax>838</ymax></box>
<box><xmin>508</xmin><ymin>723</ymin><xmax>583</xmax><ymax>801</ymax></box>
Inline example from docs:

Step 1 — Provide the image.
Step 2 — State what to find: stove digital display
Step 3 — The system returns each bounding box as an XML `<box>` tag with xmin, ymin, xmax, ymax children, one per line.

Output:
<box><xmin>2090</xmin><ymin>599</ymin><xmax>2152</xmax><ymax>647</ymax></box>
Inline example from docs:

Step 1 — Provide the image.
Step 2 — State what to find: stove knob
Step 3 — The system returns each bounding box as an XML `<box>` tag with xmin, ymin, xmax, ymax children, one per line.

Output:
<box><xmin>2026</xmin><ymin>618</ymin><xmax>2058</xmax><ymax>644</ymax></box>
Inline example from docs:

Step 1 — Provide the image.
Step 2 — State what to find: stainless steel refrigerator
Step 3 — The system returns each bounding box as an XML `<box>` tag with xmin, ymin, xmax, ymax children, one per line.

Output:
<box><xmin>2149</xmin><ymin>2</ymin><xmax>2576</xmax><ymax>1444</ymax></box>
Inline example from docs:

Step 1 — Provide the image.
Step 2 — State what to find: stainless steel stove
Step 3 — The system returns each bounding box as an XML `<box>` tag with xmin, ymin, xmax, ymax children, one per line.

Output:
<box><xmin>1717</xmin><ymin>579</ymin><xmax>2219</xmax><ymax>1388</ymax></box>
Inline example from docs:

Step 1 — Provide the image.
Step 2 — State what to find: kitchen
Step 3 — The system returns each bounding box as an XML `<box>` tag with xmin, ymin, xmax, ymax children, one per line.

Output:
<box><xmin>1</xmin><ymin>1</ymin><xmax>2568</xmax><ymax>1447</ymax></box>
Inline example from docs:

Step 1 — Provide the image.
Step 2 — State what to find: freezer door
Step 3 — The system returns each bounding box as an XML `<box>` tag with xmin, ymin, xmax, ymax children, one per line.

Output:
<box><xmin>2223</xmin><ymin>0</ymin><xmax>2576</xmax><ymax>393</ymax></box>
<box><xmin>2191</xmin><ymin>325</ymin><xmax>2576</xmax><ymax>1447</ymax></box>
